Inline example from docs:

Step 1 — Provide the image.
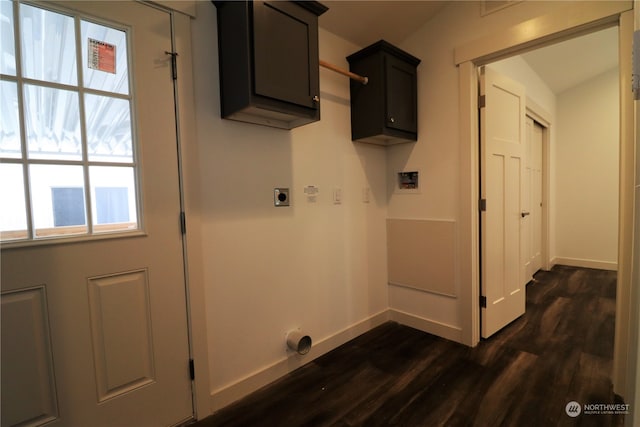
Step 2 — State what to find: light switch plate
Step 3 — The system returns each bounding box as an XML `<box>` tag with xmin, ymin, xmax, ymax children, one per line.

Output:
<box><xmin>333</xmin><ymin>187</ymin><xmax>342</xmax><ymax>204</ymax></box>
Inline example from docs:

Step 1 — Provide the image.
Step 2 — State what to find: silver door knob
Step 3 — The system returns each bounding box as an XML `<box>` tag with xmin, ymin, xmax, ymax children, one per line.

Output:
<box><xmin>389</xmin><ymin>117</ymin><xmax>395</xmax><ymax>123</ymax></box>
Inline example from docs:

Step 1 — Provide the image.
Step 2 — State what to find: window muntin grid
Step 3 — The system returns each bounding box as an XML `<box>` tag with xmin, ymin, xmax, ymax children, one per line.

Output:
<box><xmin>0</xmin><ymin>1</ymin><xmax>141</xmax><ymax>244</ymax></box>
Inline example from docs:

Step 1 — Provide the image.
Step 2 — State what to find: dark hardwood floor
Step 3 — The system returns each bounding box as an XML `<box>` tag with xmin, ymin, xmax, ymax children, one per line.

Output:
<box><xmin>194</xmin><ymin>266</ymin><xmax>623</xmax><ymax>427</ymax></box>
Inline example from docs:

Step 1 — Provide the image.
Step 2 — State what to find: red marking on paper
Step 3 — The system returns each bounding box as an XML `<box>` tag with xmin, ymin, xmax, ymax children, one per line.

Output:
<box><xmin>88</xmin><ymin>38</ymin><xmax>116</xmax><ymax>74</ymax></box>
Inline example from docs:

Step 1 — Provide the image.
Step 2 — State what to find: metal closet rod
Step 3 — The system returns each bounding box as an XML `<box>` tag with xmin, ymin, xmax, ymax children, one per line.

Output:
<box><xmin>319</xmin><ymin>60</ymin><xmax>368</xmax><ymax>85</ymax></box>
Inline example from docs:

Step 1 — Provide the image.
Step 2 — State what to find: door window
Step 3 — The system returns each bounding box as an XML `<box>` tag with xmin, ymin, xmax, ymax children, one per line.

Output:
<box><xmin>0</xmin><ymin>1</ymin><xmax>139</xmax><ymax>243</ymax></box>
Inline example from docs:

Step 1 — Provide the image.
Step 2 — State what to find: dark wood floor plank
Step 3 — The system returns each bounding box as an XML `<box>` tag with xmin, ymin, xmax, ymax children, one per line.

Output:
<box><xmin>193</xmin><ymin>266</ymin><xmax>622</xmax><ymax>427</ymax></box>
<box><xmin>354</xmin><ymin>339</ymin><xmax>466</xmax><ymax>426</ymax></box>
<box><xmin>471</xmin><ymin>350</ymin><xmax>539</xmax><ymax>426</ymax></box>
<box><xmin>584</xmin><ymin>297</ymin><xmax>616</xmax><ymax>359</ymax></box>
<box><xmin>340</xmin><ymin>336</ymin><xmax>456</xmax><ymax>425</ymax></box>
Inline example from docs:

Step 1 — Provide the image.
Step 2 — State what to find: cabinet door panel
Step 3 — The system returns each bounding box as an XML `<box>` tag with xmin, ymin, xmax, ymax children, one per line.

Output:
<box><xmin>253</xmin><ymin>1</ymin><xmax>318</xmax><ymax>109</ymax></box>
<box><xmin>385</xmin><ymin>55</ymin><xmax>417</xmax><ymax>133</ymax></box>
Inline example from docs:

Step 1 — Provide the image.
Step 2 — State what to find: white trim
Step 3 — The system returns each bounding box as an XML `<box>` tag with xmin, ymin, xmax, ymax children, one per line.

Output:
<box><xmin>551</xmin><ymin>257</ymin><xmax>618</xmax><ymax>271</ymax></box>
<box><xmin>388</xmin><ymin>282</ymin><xmax>457</xmax><ymax>299</ymax></box>
<box><xmin>172</xmin><ymin>11</ymin><xmax>211</xmax><ymax>421</ymax></box>
<box><xmin>389</xmin><ymin>309</ymin><xmax>463</xmax><ymax>343</ymax></box>
<box><xmin>386</xmin><ymin>217</ymin><xmax>456</xmax><ymax>223</ymax></box>
<box><xmin>614</xmin><ymin>9</ymin><xmax>636</xmax><ymax>400</ymax></box>
<box><xmin>480</xmin><ymin>0</ymin><xmax>523</xmax><ymax>17</ymax></box>
<box><xmin>457</xmin><ymin>60</ymin><xmax>479</xmax><ymax>347</ymax></box>
<box><xmin>627</xmin><ymin>6</ymin><xmax>640</xmax><ymax>426</ymax></box>
<box><xmin>208</xmin><ymin>310</ymin><xmax>390</xmax><ymax>413</ymax></box>
<box><xmin>149</xmin><ymin>1</ymin><xmax>196</xmax><ymax>18</ymax></box>
<box><xmin>525</xmin><ymin>97</ymin><xmax>551</xmax><ymax>127</ymax></box>
<box><xmin>455</xmin><ymin>1</ymin><xmax>627</xmax><ymax>65</ymax></box>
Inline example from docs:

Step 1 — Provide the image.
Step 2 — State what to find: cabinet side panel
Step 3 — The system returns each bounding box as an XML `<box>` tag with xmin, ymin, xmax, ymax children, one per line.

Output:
<box><xmin>216</xmin><ymin>1</ymin><xmax>252</xmax><ymax>117</ymax></box>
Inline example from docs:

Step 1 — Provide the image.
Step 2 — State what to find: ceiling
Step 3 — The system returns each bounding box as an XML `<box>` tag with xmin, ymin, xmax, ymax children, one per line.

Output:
<box><xmin>519</xmin><ymin>26</ymin><xmax>618</xmax><ymax>94</ymax></box>
<box><xmin>319</xmin><ymin>1</ymin><xmax>448</xmax><ymax>47</ymax></box>
<box><xmin>318</xmin><ymin>2</ymin><xmax>618</xmax><ymax>95</ymax></box>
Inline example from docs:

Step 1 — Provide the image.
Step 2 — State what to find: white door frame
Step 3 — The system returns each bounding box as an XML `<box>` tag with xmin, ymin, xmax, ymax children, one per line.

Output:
<box><xmin>120</xmin><ymin>2</ymin><xmax>210</xmax><ymax>419</ymax></box>
<box><xmin>455</xmin><ymin>2</ymin><xmax>635</xmax><ymax>401</ymax></box>
<box><xmin>169</xmin><ymin>8</ymin><xmax>212</xmax><ymax>420</ymax></box>
<box><xmin>112</xmin><ymin>3</ymin><xmax>211</xmax><ymax>419</ymax></box>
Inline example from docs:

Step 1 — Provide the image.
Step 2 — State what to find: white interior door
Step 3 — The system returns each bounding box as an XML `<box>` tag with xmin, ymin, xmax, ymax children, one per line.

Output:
<box><xmin>480</xmin><ymin>66</ymin><xmax>527</xmax><ymax>338</ymax></box>
<box><xmin>521</xmin><ymin>118</ymin><xmax>533</xmax><ymax>283</ymax></box>
<box><xmin>530</xmin><ymin>120</ymin><xmax>543</xmax><ymax>274</ymax></box>
<box><xmin>523</xmin><ymin>116</ymin><xmax>544</xmax><ymax>281</ymax></box>
<box><xmin>1</xmin><ymin>2</ymin><xmax>193</xmax><ymax>426</ymax></box>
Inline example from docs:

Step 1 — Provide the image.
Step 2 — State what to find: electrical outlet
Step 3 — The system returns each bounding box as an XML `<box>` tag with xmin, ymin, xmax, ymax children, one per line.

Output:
<box><xmin>274</xmin><ymin>188</ymin><xmax>290</xmax><ymax>207</ymax></box>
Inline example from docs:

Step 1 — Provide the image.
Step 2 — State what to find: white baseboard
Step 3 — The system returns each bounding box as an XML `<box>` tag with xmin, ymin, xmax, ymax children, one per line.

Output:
<box><xmin>209</xmin><ymin>310</ymin><xmax>391</xmax><ymax>413</ymax></box>
<box><xmin>552</xmin><ymin>257</ymin><xmax>617</xmax><ymax>271</ymax></box>
<box><xmin>389</xmin><ymin>309</ymin><xmax>463</xmax><ymax>343</ymax></box>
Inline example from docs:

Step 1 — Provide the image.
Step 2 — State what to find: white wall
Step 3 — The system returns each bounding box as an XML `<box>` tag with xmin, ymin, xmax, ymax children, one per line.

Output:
<box><xmin>555</xmin><ymin>68</ymin><xmax>619</xmax><ymax>269</ymax></box>
<box><xmin>384</xmin><ymin>0</ymin><xmax>607</xmax><ymax>340</ymax></box>
<box><xmin>186</xmin><ymin>0</ymin><xmax>633</xmax><ymax>413</ymax></box>
<box><xmin>191</xmin><ymin>3</ymin><xmax>389</xmax><ymax>410</ymax></box>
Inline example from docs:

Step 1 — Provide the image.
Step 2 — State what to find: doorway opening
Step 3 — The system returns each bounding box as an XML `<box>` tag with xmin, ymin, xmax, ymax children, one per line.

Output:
<box><xmin>478</xmin><ymin>25</ymin><xmax>620</xmax><ymax>339</ymax></box>
<box><xmin>457</xmin><ymin>6</ymin><xmax>634</xmax><ymax>403</ymax></box>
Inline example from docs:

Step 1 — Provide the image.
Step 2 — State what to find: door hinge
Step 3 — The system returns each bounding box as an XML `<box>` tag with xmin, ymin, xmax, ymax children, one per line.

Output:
<box><xmin>478</xmin><ymin>95</ymin><xmax>486</xmax><ymax>108</ymax></box>
<box><xmin>480</xmin><ymin>296</ymin><xmax>487</xmax><ymax>308</ymax></box>
<box><xmin>180</xmin><ymin>211</ymin><xmax>186</xmax><ymax>234</ymax></box>
<box><xmin>165</xmin><ymin>51</ymin><xmax>178</xmax><ymax>80</ymax></box>
<box><xmin>189</xmin><ymin>359</ymin><xmax>195</xmax><ymax>380</ymax></box>
<box><xmin>479</xmin><ymin>199</ymin><xmax>487</xmax><ymax>212</ymax></box>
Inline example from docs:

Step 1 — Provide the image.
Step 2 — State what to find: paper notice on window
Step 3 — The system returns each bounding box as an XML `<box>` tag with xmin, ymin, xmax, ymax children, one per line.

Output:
<box><xmin>88</xmin><ymin>38</ymin><xmax>116</xmax><ymax>74</ymax></box>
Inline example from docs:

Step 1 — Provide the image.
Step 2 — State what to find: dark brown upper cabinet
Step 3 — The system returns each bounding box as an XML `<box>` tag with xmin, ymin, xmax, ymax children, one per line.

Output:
<box><xmin>214</xmin><ymin>1</ymin><xmax>328</xmax><ymax>130</ymax></box>
<box><xmin>347</xmin><ymin>40</ymin><xmax>421</xmax><ymax>145</ymax></box>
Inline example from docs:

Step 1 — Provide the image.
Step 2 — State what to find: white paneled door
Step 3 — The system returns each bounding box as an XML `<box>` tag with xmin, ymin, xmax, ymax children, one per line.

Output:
<box><xmin>530</xmin><ymin>120</ymin><xmax>544</xmax><ymax>277</ymax></box>
<box><xmin>479</xmin><ymin>66</ymin><xmax>527</xmax><ymax>338</ymax></box>
<box><xmin>1</xmin><ymin>2</ymin><xmax>193</xmax><ymax>426</ymax></box>
<box><xmin>522</xmin><ymin>117</ymin><xmax>544</xmax><ymax>281</ymax></box>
